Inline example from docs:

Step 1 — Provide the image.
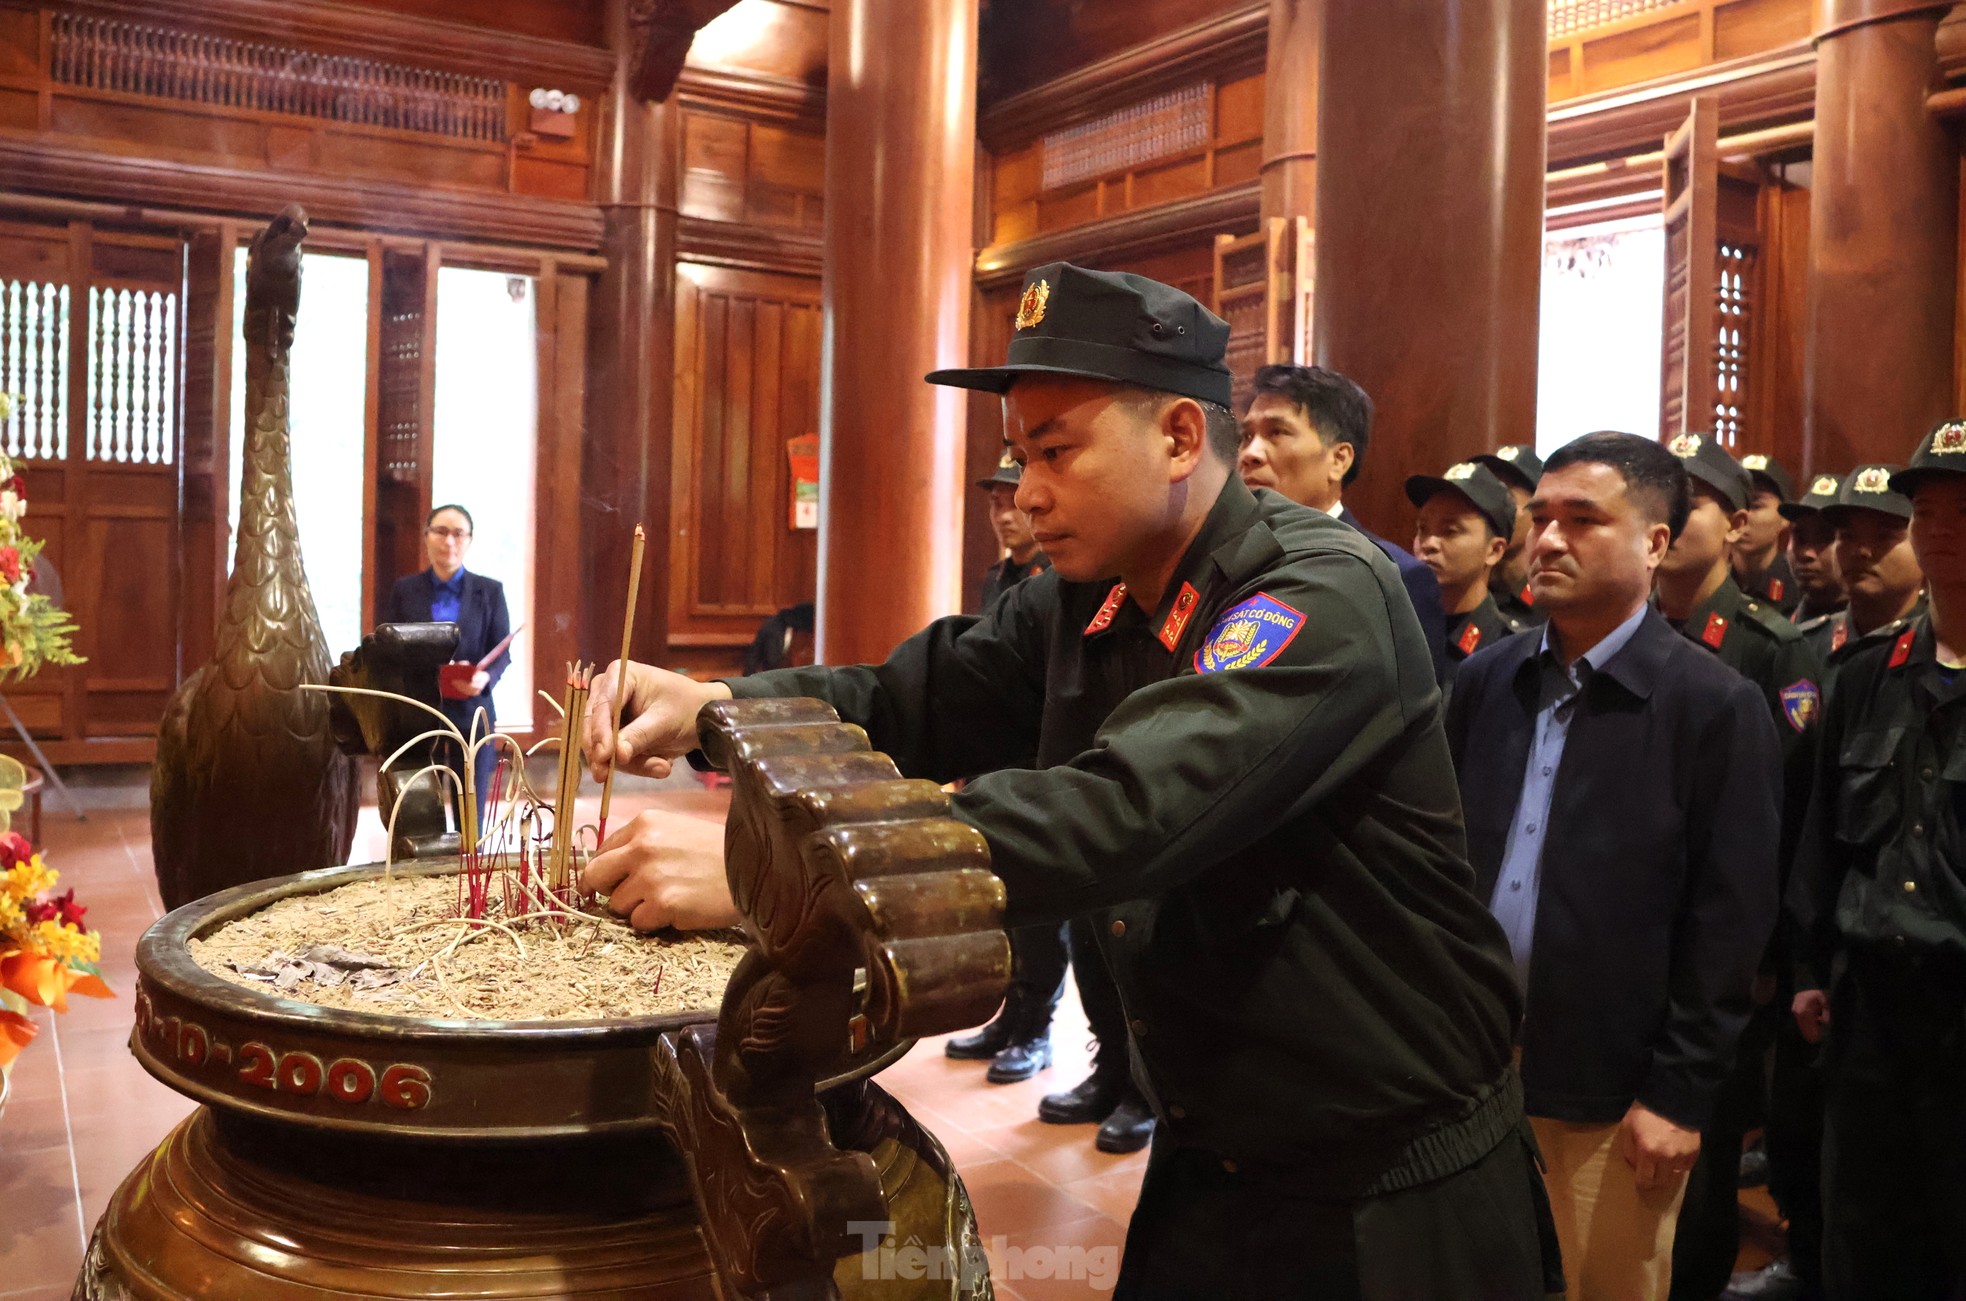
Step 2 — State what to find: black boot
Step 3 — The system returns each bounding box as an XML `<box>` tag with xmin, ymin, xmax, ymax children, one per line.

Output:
<box><xmin>945</xmin><ymin>1009</ymin><xmax>1016</xmax><ymax>1060</ymax></box>
<box><xmin>1038</xmin><ymin>1066</ymin><xmax>1126</xmax><ymax>1124</ymax></box>
<box><xmin>985</xmin><ymin>1030</ymin><xmax>1053</xmax><ymax>1083</ymax></box>
<box><xmin>1095</xmin><ymin>1093</ymin><xmax>1156</xmax><ymax>1154</ymax></box>
<box><xmin>1721</xmin><ymin>1258</ymin><xmax>1803</xmax><ymax>1301</ymax></box>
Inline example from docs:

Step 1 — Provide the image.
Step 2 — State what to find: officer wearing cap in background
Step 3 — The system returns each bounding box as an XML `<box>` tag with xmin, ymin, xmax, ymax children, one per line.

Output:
<box><xmin>1656</xmin><ymin>433</ymin><xmax>1824</xmax><ymax>1301</ymax></box>
<box><xmin>1785</xmin><ymin>418</ymin><xmax>1966</xmax><ymax>1298</ymax></box>
<box><xmin>580</xmin><ymin>262</ymin><xmax>1558</xmax><ymax>1299</ymax></box>
<box><xmin>1781</xmin><ymin>474</ymin><xmax>1849</xmax><ymax>635</ymax></box>
<box><xmin>977</xmin><ymin>451</ymin><xmax>1053</xmax><ymax>609</ymax></box>
<box><xmin>1473</xmin><ymin>445</ymin><xmax>1547</xmax><ymax>627</ymax></box>
<box><xmin>1809</xmin><ymin>466</ymin><xmax>1926</xmax><ymax>668</ymax></box>
<box><xmin>1406</xmin><ymin>461</ymin><xmax>1527</xmax><ymax>682</ymax></box>
<box><xmin>1737</xmin><ymin>455</ymin><xmax>1803</xmax><ymax>616</ymax></box>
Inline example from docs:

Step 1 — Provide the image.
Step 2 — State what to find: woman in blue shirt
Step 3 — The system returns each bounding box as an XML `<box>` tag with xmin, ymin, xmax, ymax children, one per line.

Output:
<box><xmin>383</xmin><ymin>503</ymin><xmax>512</xmax><ymax>821</ymax></box>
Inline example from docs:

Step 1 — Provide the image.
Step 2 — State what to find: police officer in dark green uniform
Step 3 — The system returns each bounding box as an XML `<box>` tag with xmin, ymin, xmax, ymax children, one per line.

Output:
<box><xmin>1405</xmin><ymin>460</ymin><xmax>1527</xmax><ymax>678</ymax></box>
<box><xmin>582</xmin><ymin>264</ymin><xmax>1558</xmax><ymax>1299</ymax></box>
<box><xmin>1808</xmin><ymin>466</ymin><xmax>1925</xmax><ymax>669</ymax></box>
<box><xmin>1656</xmin><ymin>433</ymin><xmax>1824</xmax><ymax>1301</ymax></box>
<box><xmin>1474</xmin><ymin>444</ymin><xmax>1546</xmax><ymax>627</ymax></box>
<box><xmin>1737</xmin><ymin>454</ymin><xmax>1804</xmax><ymax>616</ymax></box>
<box><xmin>976</xmin><ymin>452</ymin><xmax>1053</xmax><ymax>610</ymax></box>
<box><xmin>1786</xmin><ymin>418</ymin><xmax>1966</xmax><ymax>1299</ymax></box>
<box><xmin>1782</xmin><ymin>472</ymin><xmax>1849</xmax><ymax>636</ymax></box>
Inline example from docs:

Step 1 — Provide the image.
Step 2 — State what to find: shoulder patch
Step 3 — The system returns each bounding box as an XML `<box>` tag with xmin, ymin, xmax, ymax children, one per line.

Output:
<box><xmin>1779</xmin><ymin>680</ymin><xmax>1820</xmax><ymax>733</ymax></box>
<box><xmin>1702</xmin><ymin>611</ymin><xmax>1728</xmax><ymax>649</ymax></box>
<box><xmin>1195</xmin><ymin>593</ymin><xmax>1306</xmax><ymax>674</ymax></box>
<box><xmin>1084</xmin><ymin>583</ymin><xmax>1127</xmax><ymax>637</ymax></box>
<box><xmin>1157</xmin><ymin>582</ymin><xmax>1201</xmax><ymax>651</ymax></box>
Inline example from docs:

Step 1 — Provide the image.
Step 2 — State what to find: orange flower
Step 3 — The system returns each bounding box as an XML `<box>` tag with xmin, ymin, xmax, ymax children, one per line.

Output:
<box><xmin>0</xmin><ymin>1007</ymin><xmax>36</xmax><ymax>1069</ymax></box>
<box><xmin>0</xmin><ymin>950</ymin><xmax>110</xmax><ymax>1011</ymax></box>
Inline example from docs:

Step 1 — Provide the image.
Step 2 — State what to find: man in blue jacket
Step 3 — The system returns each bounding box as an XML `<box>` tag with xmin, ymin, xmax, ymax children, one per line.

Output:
<box><xmin>1446</xmin><ymin>431</ymin><xmax>1780</xmax><ymax>1301</ymax></box>
<box><xmin>1236</xmin><ymin>364</ymin><xmax>1449</xmax><ymax>683</ymax></box>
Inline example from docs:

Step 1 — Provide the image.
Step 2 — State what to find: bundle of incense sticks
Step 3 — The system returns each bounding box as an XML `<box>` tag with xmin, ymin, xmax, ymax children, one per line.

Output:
<box><xmin>546</xmin><ymin>662</ymin><xmax>594</xmax><ymax>892</ymax></box>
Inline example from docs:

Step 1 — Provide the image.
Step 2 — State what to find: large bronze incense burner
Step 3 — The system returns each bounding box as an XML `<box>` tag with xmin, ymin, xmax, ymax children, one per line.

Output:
<box><xmin>87</xmin><ymin>699</ymin><xmax>1012</xmax><ymax>1299</ymax></box>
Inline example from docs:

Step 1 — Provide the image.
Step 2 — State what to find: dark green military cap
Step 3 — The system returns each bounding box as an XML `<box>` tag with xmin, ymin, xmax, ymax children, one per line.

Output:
<box><xmin>1890</xmin><ymin>418</ymin><xmax>1966</xmax><ymax>497</ymax></box>
<box><xmin>927</xmin><ymin>262</ymin><xmax>1233</xmax><ymax>408</ymax></box>
<box><xmin>1778</xmin><ymin>471</ymin><xmax>1842</xmax><ymax>522</ymax></box>
<box><xmin>1665</xmin><ymin>431</ymin><xmax>1752</xmax><ymax>512</ymax></box>
<box><xmin>1739</xmin><ymin>454</ymin><xmax>1795</xmax><ymax>503</ymax></box>
<box><xmin>1472</xmin><ymin>445</ymin><xmax>1543</xmax><ymax>494</ymax></box>
<box><xmin>976</xmin><ymin>447</ymin><xmax>1022</xmax><ymax>490</ymax></box>
<box><xmin>1405</xmin><ymin>461</ymin><xmax>1516</xmax><ymax>540</ymax></box>
<box><xmin>1823</xmin><ymin>464</ymin><xmax>1911</xmax><ymax>522</ymax></box>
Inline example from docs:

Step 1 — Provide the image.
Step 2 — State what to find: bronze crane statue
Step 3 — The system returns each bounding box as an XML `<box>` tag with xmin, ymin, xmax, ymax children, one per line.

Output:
<box><xmin>151</xmin><ymin>206</ymin><xmax>358</xmax><ymax>911</ymax></box>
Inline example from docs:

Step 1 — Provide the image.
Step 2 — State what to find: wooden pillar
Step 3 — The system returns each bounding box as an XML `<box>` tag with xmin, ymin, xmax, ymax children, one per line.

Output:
<box><xmin>587</xmin><ymin>0</ymin><xmax>676</xmax><ymax>666</ymax></box>
<box><xmin>1260</xmin><ymin>0</ymin><xmax>1319</xmax><ymax>225</ymax></box>
<box><xmin>1313</xmin><ymin>0</ymin><xmax>1546</xmax><ymax>535</ymax></box>
<box><xmin>1804</xmin><ymin>0</ymin><xmax>1956</xmax><ymax>474</ymax></box>
<box><xmin>817</xmin><ymin>0</ymin><xmax>977</xmax><ymax>665</ymax></box>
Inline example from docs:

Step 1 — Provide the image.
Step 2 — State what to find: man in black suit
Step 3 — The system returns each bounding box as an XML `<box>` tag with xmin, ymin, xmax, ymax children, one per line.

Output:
<box><xmin>384</xmin><ymin>503</ymin><xmax>513</xmax><ymax>819</ymax></box>
<box><xmin>1445</xmin><ymin>432</ymin><xmax>1780</xmax><ymax>1301</ymax></box>
<box><xmin>1236</xmin><ymin>364</ymin><xmax>1448</xmax><ymax>682</ymax></box>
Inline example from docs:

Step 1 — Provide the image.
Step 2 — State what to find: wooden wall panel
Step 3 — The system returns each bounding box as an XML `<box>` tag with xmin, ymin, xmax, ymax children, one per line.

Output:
<box><xmin>667</xmin><ymin>263</ymin><xmax>820</xmax><ymax>666</ymax></box>
<box><xmin>982</xmin><ymin>0</ymin><xmax>1239</xmax><ymax>102</ymax></box>
<box><xmin>338</xmin><ymin>0</ymin><xmax>605</xmax><ymax>46</ymax></box>
<box><xmin>679</xmin><ymin>109</ymin><xmax>825</xmax><ymax>234</ymax></box>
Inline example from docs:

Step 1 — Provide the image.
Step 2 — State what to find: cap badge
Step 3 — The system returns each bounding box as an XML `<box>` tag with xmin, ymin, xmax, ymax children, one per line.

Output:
<box><xmin>1496</xmin><ymin>446</ymin><xmax>1521</xmax><ymax>462</ymax></box>
<box><xmin>1855</xmin><ymin>467</ymin><xmax>1892</xmax><ymax>494</ymax></box>
<box><xmin>1809</xmin><ymin>475</ymin><xmax>1839</xmax><ymax>497</ymax></box>
<box><xmin>1668</xmin><ymin>433</ymin><xmax>1703</xmax><ymax>458</ymax></box>
<box><xmin>1445</xmin><ymin>463</ymin><xmax>1478</xmax><ymax>481</ymax></box>
<box><xmin>1934</xmin><ymin>421</ymin><xmax>1966</xmax><ymax>455</ymax></box>
<box><xmin>998</xmin><ymin>449</ymin><xmax>1017</xmax><ymax>471</ymax></box>
<box><xmin>1015</xmin><ymin>279</ymin><xmax>1051</xmax><ymax>331</ymax></box>
<box><xmin>1741</xmin><ymin>454</ymin><xmax>1769</xmax><ymax>471</ymax></box>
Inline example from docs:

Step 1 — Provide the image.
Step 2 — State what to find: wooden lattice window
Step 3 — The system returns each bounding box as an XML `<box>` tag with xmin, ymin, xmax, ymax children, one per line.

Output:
<box><xmin>379</xmin><ymin>280</ymin><xmax>423</xmax><ymax>487</ymax></box>
<box><xmin>1041</xmin><ymin>83</ymin><xmax>1211</xmax><ymax>191</ymax></box>
<box><xmin>86</xmin><ymin>286</ymin><xmax>176</xmax><ymax>465</ymax></box>
<box><xmin>50</xmin><ymin>13</ymin><xmax>506</xmax><ymax>143</ymax></box>
<box><xmin>1713</xmin><ymin>242</ymin><xmax>1754</xmax><ymax>446</ymax></box>
<box><xmin>0</xmin><ymin>279</ymin><xmax>70</xmax><ymax>461</ymax></box>
<box><xmin>1548</xmin><ymin>0</ymin><xmax>1683</xmax><ymax>39</ymax></box>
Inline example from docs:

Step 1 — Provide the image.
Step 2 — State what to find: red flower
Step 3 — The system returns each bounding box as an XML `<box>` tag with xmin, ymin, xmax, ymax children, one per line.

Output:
<box><xmin>0</xmin><ymin>547</ymin><xmax>21</xmax><ymax>585</ymax></box>
<box><xmin>0</xmin><ymin>830</ymin><xmax>35</xmax><ymax>868</ymax></box>
<box><xmin>27</xmin><ymin>889</ymin><xmax>86</xmax><ymax>933</ymax></box>
<box><xmin>7</xmin><ymin>475</ymin><xmax>22</xmax><ymax>497</ymax></box>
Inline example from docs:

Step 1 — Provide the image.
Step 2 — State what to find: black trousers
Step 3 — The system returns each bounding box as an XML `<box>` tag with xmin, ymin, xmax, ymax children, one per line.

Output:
<box><xmin>1821</xmin><ymin>955</ymin><xmax>1966</xmax><ymax>1301</ymax></box>
<box><xmin>1670</xmin><ymin>1003</ymin><xmax>1776</xmax><ymax>1301</ymax></box>
<box><xmin>1003</xmin><ymin>917</ymin><xmax>1128</xmax><ymax>1067</ymax></box>
<box><xmin>1765</xmin><ymin>1017</ymin><xmax>1825</xmax><ymax>1300</ymax></box>
<box><xmin>1112</xmin><ymin>1127</ymin><xmax>1560</xmax><ymax>1301</ymax></box>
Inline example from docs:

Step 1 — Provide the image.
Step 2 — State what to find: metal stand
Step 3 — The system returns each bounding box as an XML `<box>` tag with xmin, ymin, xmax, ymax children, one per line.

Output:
<box><xmin>0</xmin><ymin>695</ymin><xmax>85</xmax><ymax>820</ymax></box>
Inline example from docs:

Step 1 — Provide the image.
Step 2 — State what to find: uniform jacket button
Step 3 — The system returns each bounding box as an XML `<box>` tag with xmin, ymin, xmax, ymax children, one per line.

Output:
<box><xmin>1221</xmin><ymin>1158</ymin><xmax>1239</xmax><ymax>1174</ymax></box>
<box><xmin>1168</xmin><ymin>1104</ymin><xmax>1186</xmax><ymax>1120</ymax></box>
<box><xmin>1129</xmin><ymin>1018</ymin><xmax>1149</xmax><ymax>1037</ymax></box>
<box><xmin>1110</xmin><ymin>919</ymin><xmax>1127</xmax><ymax>938</ymax></box>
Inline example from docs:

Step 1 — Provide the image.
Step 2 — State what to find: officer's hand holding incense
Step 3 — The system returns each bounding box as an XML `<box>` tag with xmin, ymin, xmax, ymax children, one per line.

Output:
<box><xmin>583</xmin><ymin>658</ymin><xmax>732</xmax><ymax>781</ymax></box>
<box><xmin>580</xmin><ymin>809</ymin><xmax>740</xmax><ymax>932</ymax></box>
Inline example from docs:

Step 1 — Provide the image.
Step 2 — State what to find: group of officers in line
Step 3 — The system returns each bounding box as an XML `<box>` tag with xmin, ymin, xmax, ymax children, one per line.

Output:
<box><xmin>578</xmin><ymin>263</ymin><xmax>1966</xmax><ymax>1301</ymax></box>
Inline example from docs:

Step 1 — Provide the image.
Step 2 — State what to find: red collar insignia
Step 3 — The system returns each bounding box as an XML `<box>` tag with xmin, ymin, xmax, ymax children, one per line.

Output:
<box><xmin>1519</xmin><ymin>583</ymin><xmax>1535</xmax><ymax>607</ymax></box>
<box><xmin>1457</xmin><ymin>622</ymin><xmax>1483</xmax><ymax>655</ymax></box>
<box><xmin>1085</xmin><ymin>583</ymin><xmax>1127</xmax><ymax>637</ymax></box>
<box><xmin>1702</xmin><ymin>612</ymin><xmax>1728</xmax><ymax>649</ymax></box>
<box><xmin>1158</xmin><ymin>583</ymin><xmax>1201</xmax><ymax>651</ymax></box>
<box><xmin>1890</xmin><ymin>628</ymin><xmax>1916</xmax><ymax>668</ymax></box>
<box><xmin>1767</xmin><ymin>578</ymin><xmax>1785</xmax><ymax>602</ymax></box>
<box><xmin>1831</xmin><ymin>618</ymin><xmax>1849</xmax><ymax>653</ymax></box>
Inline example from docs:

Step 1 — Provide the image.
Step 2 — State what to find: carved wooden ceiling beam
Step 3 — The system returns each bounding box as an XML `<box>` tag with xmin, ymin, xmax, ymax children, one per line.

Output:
<box><xmin>626</xmin><ymin>0</ymin><xmax>744</xmax><ymax>103</ymax></box>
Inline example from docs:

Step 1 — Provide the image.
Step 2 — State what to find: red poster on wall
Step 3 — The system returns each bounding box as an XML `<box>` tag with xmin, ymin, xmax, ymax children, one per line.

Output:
<box><xmin>787</xmin><ymin>433</ymin><xmax>819</xmax><ymax>530</ymax></box>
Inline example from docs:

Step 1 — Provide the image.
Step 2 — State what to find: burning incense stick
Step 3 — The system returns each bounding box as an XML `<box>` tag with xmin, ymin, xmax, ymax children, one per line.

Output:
<box><xmin>597</xmin><ymin>525</ymin><xmax>646</xmax><ymax>842</ymax></box>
